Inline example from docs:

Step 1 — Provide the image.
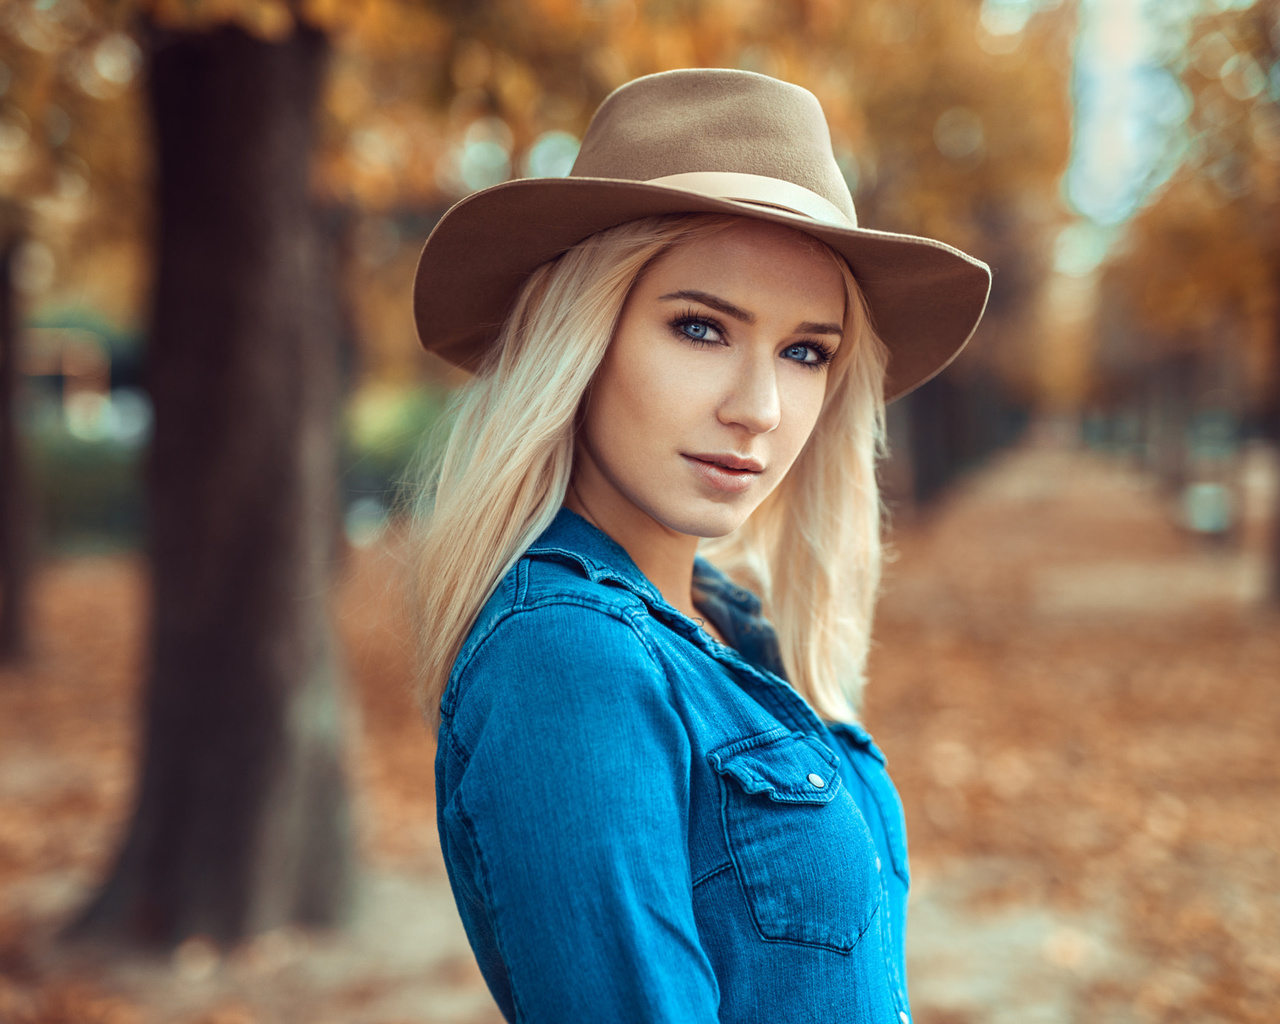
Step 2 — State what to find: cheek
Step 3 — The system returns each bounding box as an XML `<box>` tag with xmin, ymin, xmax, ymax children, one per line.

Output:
<box><xmin>589</xmin><ymin>339</ymin><xmax>707</xmax><ymax>445</ymax></box>
<box><xmin>582</xmin><ymin>356</ymin><xmax>662</xmax><ymax>478</ymax></box>
<box><xmin>777</xmin><ymin>379</ymin><xmax>828</xmax><ymax>460</ymax></box>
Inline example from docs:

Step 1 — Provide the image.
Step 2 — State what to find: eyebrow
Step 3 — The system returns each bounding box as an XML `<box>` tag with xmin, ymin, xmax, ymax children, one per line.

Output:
<box><xmin>658</xmin><ymin>289</ymin><xmax>843</xmax><ymax>337</ymax></box>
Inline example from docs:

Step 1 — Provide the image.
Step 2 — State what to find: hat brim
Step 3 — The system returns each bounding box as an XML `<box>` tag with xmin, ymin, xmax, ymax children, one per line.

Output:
<box><xmin>412</xmin><ymin>176</ymin><xmax>992</xmax><ymax>402</ymax></box>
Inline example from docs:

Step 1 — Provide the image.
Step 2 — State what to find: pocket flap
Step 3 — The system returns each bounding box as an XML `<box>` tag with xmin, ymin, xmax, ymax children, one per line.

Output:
<box><xmin>709</xmin><ymin>731</ymin><xmax>842</xmax><ymax>804</ymax></box>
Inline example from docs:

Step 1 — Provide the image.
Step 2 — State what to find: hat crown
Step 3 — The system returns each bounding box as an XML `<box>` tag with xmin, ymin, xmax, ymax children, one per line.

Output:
<box><xmin>569</xmin><ymin>69</ymin><xmax>857</xmax><ymax>224</ymax></box>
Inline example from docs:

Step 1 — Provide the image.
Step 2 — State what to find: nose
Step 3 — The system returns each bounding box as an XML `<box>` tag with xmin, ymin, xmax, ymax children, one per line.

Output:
<box><xmin>717</xmin><ymin>351</ymin><xmax>781</xmax><ymax>434</ymax></box>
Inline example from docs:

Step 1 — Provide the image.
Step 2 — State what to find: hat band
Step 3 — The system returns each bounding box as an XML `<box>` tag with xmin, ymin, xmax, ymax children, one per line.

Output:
<box><xmin>644</xmin><ymin>171</ymin><xmax>856</xmax><ymax>228</ymax></box>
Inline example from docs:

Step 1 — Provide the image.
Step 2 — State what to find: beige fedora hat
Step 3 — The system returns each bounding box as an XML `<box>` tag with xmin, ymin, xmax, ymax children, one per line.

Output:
<box><xmin>413</xmin><ymin>68</ymin><xmax>992</xmax><ymax>401</ymax></box>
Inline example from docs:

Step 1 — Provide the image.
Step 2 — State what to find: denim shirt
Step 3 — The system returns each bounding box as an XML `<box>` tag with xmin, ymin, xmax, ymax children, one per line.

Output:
<box><xmin>435</xmin><ymin>507</ymin><xmax>913</xmax><ymax>1023</ymax></box>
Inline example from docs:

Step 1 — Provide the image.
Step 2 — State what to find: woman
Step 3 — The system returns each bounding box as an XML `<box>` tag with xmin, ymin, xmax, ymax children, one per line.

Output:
<box><xmin>409</xmin><ymin>69</ymin><xmax>989</xmax><ymax>1022</ymax></box>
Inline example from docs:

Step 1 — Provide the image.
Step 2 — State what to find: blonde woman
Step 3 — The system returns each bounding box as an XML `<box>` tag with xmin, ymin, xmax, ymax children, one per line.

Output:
<box><xmin>409</xmin><ymin>69</ymin><xmax>989</xmax><ymax>1023</ymax></box>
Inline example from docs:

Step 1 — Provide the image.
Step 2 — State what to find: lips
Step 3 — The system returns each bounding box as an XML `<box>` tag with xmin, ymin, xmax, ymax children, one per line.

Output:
<box><xmin>685</xmin><ymin>452</ymin><xmax>765</xmax><ymax>473</ymax></box>
<box><xmin>682</xmin><ymin>452</ymin><xmax>765</xmax><ymax>496</ymax></box>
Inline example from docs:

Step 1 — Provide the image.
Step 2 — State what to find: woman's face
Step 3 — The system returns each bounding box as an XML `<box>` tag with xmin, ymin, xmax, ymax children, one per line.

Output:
<box><xmin>573</xmin><ymin>217</ymin><xmax>847</xmax><ymax>540</ymax></box>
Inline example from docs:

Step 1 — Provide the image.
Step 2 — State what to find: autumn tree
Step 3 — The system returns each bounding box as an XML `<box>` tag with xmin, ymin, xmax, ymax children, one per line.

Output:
<box><xmin>1106</xmin><ymin>0</ymin><xmax>1280</xmax><ymax>592</ymax></box>
<box><xmin>0</xmin><ymin>200</ymin><xmax>29</xmax><ymax>661</ymax></box>
<box><xmin>0</xmin><ymin>0</ymin><xmax>153</xmax><ymax>651</ymax></box>
<box><xmin>65</xmin><ymin>14</ymin><xmax>356</xmax><ymax>944</ymax></box>
<box><xmin>3</xmin><ymin>0</ymin><xmax>1083</xmax><ymax>946</ymax></box>
<box><xmin>0</xmin><ymin>0</ymin><xmax>464</xmax><ymax>946</ymax></box>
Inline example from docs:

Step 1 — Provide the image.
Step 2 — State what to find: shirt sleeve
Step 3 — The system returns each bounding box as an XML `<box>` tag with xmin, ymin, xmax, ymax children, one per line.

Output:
<box><xmin>438</xmin><ymin>601</ymin><xmax>721</xmax><ymax>1023</ymax></box>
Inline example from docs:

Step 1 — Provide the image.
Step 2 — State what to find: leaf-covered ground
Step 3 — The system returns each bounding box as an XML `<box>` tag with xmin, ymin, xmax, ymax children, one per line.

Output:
<box><xmin>0</xmin><ymin>435</ymin><xmax>1276</xmax><ymax>1023</ymax></box>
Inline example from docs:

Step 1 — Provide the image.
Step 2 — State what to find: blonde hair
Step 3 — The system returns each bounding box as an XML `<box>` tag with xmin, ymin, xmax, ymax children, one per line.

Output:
<box><xmin>408</xmin><ymin>213</ymin><xmax>889</xmax><ymax>727</ymax></box>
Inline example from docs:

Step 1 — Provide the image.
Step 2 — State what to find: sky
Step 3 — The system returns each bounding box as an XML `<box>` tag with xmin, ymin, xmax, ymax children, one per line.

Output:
<box><xmin>1065</xmin><ymin>0</ymin><xmax>1198</xmax><ymax>226</ymax></box>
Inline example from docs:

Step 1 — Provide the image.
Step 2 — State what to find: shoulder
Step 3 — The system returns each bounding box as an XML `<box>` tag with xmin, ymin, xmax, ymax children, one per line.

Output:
<box><xmin>443</xmin><ymin>552</ymin><xmax>667</xmax><ymax>721</ymax></box>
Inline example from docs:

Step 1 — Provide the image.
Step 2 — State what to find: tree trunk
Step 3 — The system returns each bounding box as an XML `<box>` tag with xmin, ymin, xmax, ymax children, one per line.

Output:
<box><xmin>1270</xmin><ymin>257</ymin><xmax>1280</xmax><ymax>603</ymax></box>
<box><xmin>0</xmin><ymin>219</ymin><xmax>32</xmax><ymax>663</ymax></box>
<box><xmin>71</xmin><ymin>22</ymin><xmax>353</xmax><ymax>946</ymax></box>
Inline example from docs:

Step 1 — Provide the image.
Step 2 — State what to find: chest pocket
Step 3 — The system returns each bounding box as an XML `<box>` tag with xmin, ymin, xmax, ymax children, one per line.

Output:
<box><xmin>709</xmin><ymin>729</ymin><xmax>881</xmax><ymax>953</ymax></box>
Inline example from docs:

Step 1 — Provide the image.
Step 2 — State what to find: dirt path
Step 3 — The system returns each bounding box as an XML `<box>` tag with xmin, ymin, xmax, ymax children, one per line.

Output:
<box><xmin>868</xmin><ymin>434</ymin><xmax>1279</xmax><ymax>1023</ymax></box>
<box><xmin>1</xmin><ymin>434</ymin><xmax>1277</xmax><ymax>1023</ymax></box>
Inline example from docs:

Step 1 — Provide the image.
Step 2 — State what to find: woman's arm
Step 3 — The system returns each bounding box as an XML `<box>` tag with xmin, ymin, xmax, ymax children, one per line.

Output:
<box><xmin>438</xmin><ymin>601</ymin><xmax>721</xmax><ymax>1023</ymax></box>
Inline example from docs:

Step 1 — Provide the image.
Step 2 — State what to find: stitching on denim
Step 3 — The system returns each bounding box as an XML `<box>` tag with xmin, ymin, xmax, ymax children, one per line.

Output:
<box><xmin>442</xmin><ymin>609</ymin><xmax>511</xmax><ymax>715</ymax></box>
<box><xmin>448</xmin><ymin>592</ymin><xmax>647</xmax><ymax>703</ymax></box>
<box><xmin>442</xmin><ymin>717</ymin><xmax>473</xmax><ymax>768</ymax></box>
<box><xmin>516</xmin><ymin>591</ymin><xmax>645</xmax><ymax>618</ymax></box>
<box><xmin>447</xmin><ymin>597</ymin><xmax>672</xmax><ymax>760</ymax></box>
<box><xmin>877</xmin><ymin>866</ymin><xmax>908</xmax><ymax>1007</ymax></box>
<box><xmin>708</xmin><ymin>731</ymin><xmax>843</xmax><ymax>804</ymax></box>
<box><xmin>707</xmin><ymin>726</ymin><xmax>792</xmax><ymax>766</ymax></box>
<box><xmin>514</xmin><ymin>557</ymin><xmax>529</xmax><ymax>606</ymax></box>
<box><xmin>843</xmin><ymin>749</ymin><xmax>911</xmax><ymax>884</ymax></box>
<box><xmin>828</xmin><ymin>721</ymin><xmax>887</xmax><ymax>766</ymax></box>
<box><xmin>525</xmin><ymin>544</ymin><xmax>661</xmax><ymax>602</ymax></box>
<box><xmin>526</xmin><ymin>547</ymin><xmax>827</xmax><ymax>741</ymax></box>
<box><xmin>618</xmin><ymin>604</ymin><xmax>671</xmax><ymax>669</ymax></box>
<box><xmin>454</xmin><ymin>787</ymin><xmax>527</xmax><ymax>1023</ymax></box>
<box><xmin>716</xmin><ymin>773</ymin><xmax>867</xmax><ymax>956</ymax></box>
<box><xmin>692</xmin><ymin>860</ymin><xmax>734</xmax><ymax>888</ymax></box>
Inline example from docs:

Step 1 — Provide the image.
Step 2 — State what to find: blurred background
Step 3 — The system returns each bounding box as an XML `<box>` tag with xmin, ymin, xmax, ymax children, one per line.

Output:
<box><xmin>0</xmin><ymin>0</ymin><xmax>1277</xmax><ymax>1022</ymax></box>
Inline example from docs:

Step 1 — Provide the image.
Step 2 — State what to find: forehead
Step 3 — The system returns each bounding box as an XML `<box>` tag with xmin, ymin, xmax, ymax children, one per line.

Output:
<box><xmin>639</xmin><ymin>219</ymin><xmax>846</xmax><ymax>309</ymax></box>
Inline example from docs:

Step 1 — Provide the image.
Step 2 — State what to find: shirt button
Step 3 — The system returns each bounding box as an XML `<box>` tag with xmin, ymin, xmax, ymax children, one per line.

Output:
<box><xmin>806</xmin><ymin>772</ymin><xmax>825</xmax><ymax>788</ymax></box>
<box><xmin>899</xmin><ymin>1013</ymin><xmax>909</xmax><ymax>1024</ymax></box>
<box><xmin>876</xmin><ymin>856</ymin><xmax>882</xmax><ymax>871</ymax></box>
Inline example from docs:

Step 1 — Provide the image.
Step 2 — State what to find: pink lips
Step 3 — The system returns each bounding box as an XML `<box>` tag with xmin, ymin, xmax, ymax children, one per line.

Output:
<box><xmin>682</xmin><ymin>452</ymin><xmax>765</xmax><ymax>494</ymax></box>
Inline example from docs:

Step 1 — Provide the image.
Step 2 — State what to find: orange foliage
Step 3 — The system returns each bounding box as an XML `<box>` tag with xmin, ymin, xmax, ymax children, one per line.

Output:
<box><xmin>1</xmin><ymin>0</ymin><xmax>1077</xmax><ymax>392</ymax></box>
<box><xmin>1106</xmin><ymin>0</ymin><xmax>1280</xmax><ymax>403</ymax></box>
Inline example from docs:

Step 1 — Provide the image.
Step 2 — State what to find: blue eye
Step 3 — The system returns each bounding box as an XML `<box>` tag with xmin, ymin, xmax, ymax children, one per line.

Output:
<box><xmin>783</xmin><ymin>342</ymin><xmax>834</xmax><ymax>369</ymax></box>
<box><xmin>671</xmin><ymin>313</ymin><xmax>725</xmax><ymax>346</ymax></box>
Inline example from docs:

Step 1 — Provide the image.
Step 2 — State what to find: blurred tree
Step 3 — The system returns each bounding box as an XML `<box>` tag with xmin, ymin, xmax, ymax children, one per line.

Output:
<box><xmin>0</xmin><ymin>200</ymin><xmax>31</xmax><ymax>661</ymax></box>
<box><xmin>70</xmin><ymin>16</ymin><xmax>354</xmax><ymax>945</ymax></box>
<box><xmin>2</xmin><ymin>0</ymin><xmax>1084</xmax><ymax>944</ymax></box>
<box><xmin>0</xmin><ymin>1</ymin><xmax>153</xmax><ymax>653</ymax></box>
<box><xmin>1105</xmin><ymin>0</ymin><xmax>1280</xmax><ymax>594</ymax></box>
<box><xmin>0</xmin><ymin>0</ymin><xmax>446</xmax><ymax>948</ymax></box>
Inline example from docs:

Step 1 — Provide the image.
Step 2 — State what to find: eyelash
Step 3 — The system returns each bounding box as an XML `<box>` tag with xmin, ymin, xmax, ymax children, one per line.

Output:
<box><xmin>669</xmin><ymin>308</ymin><xmax>835</xmax><ymax>371</ymax></box>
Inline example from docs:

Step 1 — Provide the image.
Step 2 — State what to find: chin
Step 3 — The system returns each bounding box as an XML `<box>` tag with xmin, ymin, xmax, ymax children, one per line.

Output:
<box><xmin>654</xmin><ymin>500</ymin><xmax>753</xmax><ymax>540</ymax></box>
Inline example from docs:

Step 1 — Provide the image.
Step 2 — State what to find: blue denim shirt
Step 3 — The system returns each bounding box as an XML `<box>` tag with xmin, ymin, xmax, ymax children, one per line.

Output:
<box><xmin>435</xmin><ymin>507</ymin><xmax>913</xmax><ymax>1023</ymax></box>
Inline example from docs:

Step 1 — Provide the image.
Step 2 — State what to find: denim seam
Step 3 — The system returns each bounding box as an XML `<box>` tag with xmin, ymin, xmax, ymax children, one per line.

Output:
<box><xmin>526</xmin><ymin>545</ymin><xmax>661</xmax><ymax>603</ymax></box>
<box><xmin>692</xmin><ymin>861</ymin><xmax>734</xmax><ymax>888</ymax></box>
<box><xmin>708</xmin><ymin>731</ymin><xmax>844</xmax><ymax>804</ymax></box>
<box><xmin>525</xmin><ymin>551</ymin><xmax>825</xmax><ymax>739</ymax></box>
<box><xmin>455</xmin><ymin>786</ymin><xmax>528</xmax><ymax>1024</ymax></box>
<box><xmin>447</xmin><ymin>594</ymin><xmax>652</xmax><ymax>712</ymax></box>
<box><xmin>514</xmin><ymin>557</ymin><xmax>529</xmax><ymax>606</ymax></box>
<box><xmin>878</xmin><ymin>867</ymin><xmax>908</xmax><ymax>1012</ymax></box>
<box><xmin>707</xmin><ymin>726</ymin><xmax>793</xmax><ymax>764</ymax></box>
<box><xmin>844</xmin><ymin>753</ymin><xmax>911</xmax><ymax>886</ymax></box>
<box><xmin>442</xmin><ymin>718</ymin><xmax>473</xmax><ymax>771</ymax></box>
<box><xmin>716</xmin><ymin>775</ymin><xmax>866</xmax><ymax>956</ymax></box>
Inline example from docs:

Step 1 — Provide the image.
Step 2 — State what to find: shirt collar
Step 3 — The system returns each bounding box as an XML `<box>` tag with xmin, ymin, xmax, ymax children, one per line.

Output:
<box><xmin>526</xmin><ymin>506</ymin><xmax>831</xmax><ymax>738</ymax></box>
<box><xmin>527</xmin><ymin>507</ymin><xmax>767</xmax><ymax>617</ymax></box>
<box><xmin>528</xmin><ymin>506</ymin><xmax>786</xmax><ymax>673</ymax></box>
<box><xmin>692</xmin><ymin>555</ymin><xmax>762</xmax><ymax>617</ymax></box>
<box><xmin>525</xmin><ymin>506</ymin><xmax>664</xmax><ymax>604</ymax></box>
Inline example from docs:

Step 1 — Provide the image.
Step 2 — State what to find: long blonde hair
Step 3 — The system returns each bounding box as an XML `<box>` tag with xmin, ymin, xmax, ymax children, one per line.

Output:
<box><xmin>408</xmin><ymin>213</ymin><xmax>889</xmax><ymax>727</ymax></box>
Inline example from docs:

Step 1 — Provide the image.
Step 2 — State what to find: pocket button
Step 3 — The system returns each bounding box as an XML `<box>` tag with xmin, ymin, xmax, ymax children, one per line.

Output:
<box><xmin>711</xmin><ymin>730</ymin><xmax>880</xmax><ymax>951</ymax></box>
